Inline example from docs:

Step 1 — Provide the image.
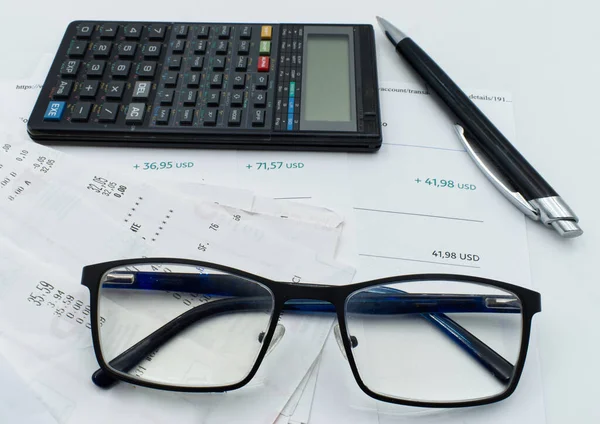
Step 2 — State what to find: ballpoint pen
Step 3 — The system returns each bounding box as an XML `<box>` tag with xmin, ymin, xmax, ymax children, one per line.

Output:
<box><xmin>376</xmin><ymin>16</ymin><xmax>583</xmax><ymax>238</ymax></box>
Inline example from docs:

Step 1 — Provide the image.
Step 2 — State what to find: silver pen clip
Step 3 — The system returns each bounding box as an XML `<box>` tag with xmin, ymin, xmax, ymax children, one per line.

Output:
<box><xmin>453</xmin><ymin>124</ymin><xmax>539</xmax><ymax>221</ymax></box>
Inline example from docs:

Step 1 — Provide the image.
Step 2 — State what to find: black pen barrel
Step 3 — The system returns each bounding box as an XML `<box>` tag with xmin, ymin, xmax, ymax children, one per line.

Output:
<box><xmin>396</xmin><ymin>38</ymin><xmax>557</xmax><ymax>201</ymax></box>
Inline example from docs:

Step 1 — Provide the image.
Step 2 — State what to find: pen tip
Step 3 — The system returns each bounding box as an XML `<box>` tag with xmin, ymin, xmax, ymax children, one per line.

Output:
<box><xmin>374</xmin><ymin>16</ymin><xmax>408</xmax><ymax>44</ymax></box>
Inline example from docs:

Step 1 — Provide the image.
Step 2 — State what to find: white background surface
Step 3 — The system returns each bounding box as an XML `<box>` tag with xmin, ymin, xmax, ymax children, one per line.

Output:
<box><xmin>0</xmin><ymin>1</ymin><xmax>598</xmax><ymax>422</ymax></box>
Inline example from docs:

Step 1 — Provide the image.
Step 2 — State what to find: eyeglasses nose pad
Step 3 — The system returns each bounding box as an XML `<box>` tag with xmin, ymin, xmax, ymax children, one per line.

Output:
<box><xmin>258</xmin><ymin>323</ymin><xmax>286</xmax><ymax>356</ymax></box>
<box><xmin>334</xmin><ymin>324</ymin><xmax>359</xmax><ymax>361</ymax></box>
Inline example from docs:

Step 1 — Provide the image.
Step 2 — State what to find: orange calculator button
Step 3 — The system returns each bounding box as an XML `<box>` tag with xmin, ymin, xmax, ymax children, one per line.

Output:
<box><xmin>260</xmin><ymin>25</ymin><xmax>272</xmax><ymax>40</ymax></box>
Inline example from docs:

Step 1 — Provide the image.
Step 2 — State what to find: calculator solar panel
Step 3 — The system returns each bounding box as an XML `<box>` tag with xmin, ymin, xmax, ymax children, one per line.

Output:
<box><xmin>27</xmin><ymin>21</ymin><xmax>382</xmax><ymax>151</ymax></box>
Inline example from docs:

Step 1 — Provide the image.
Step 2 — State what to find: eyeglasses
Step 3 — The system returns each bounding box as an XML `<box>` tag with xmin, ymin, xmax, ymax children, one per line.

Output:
<box><xmin>80</xmin><ymin>258</ymin><xmax>541</xmax><ymax>408</ymax></box>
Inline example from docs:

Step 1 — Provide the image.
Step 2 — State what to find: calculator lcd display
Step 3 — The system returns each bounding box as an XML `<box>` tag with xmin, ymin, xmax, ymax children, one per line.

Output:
<box><xmin>304</xmin><ymin>34</ymin><xmax>351</xmax><ymax>122</ymax></box>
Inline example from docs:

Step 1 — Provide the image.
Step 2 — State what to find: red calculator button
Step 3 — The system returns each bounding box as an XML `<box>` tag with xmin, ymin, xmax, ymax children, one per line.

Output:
<box><xmin>258</xmin><ymin>56</ymin><xmax>270</xmax><ymax>72</ymax></box>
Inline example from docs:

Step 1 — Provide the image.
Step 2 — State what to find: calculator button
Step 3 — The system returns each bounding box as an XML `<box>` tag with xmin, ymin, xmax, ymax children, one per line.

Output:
<box><xmin>204</xmin><ymin>109</ymin><xmax>218</xmax><ymax>126</ymax></box>
<box><xmin>43</xmin><ymin>101</ymin><xmax>65</xmax><ymax>121</ymax></box>
<box><xmin>217</xmin><ymin>26</ymin><xmax>231</xmax><ymax>39</ymax></box>
<box><xmin>257</xmin><ymin>56</ymin><xmax>270</xmax><ymax>72</ymax></box>
<box><xmin>79</xmin><ymin>80</ymin><xmax>99</xmax><ymax>98</ymax></box>
<box><xmin>106</xmin><ymin>81</ymin><xmax>125</xmax><ymax>99</ymax></box>
<box><xmin>98</xmin><ymin>103</ymin><xmax>119</xmax><ymax>122</ymax></box>
<box><xmin>168</xmin><ymin>56</ymin><xmax>182</xmax><ymax>70</ymax></box>
<box><xmin>260</xmin><ymin>26</ymin><xmax>272</xmax><ymax>40</ymax></box>
<box><xmin>125</xmin><ymin>103</ymin><xmax>145</xmax><ymax>124</ymax></box>
<box><xmin>207</xmin><ymin>90</ymin><xmax>220</xmax><ymax>106</ymax></box>
<box><xmin>210</xmin><ymin>73</ymin><xmax>223</xmax><ymax>88</ymax></box>
<box><xmin>136</xmin><ymin>62</ymin><xmax>156</xmax><ymax>78</ymax></box>
<box><xmin>158</xmin><ymin>89</ymin><xmax>174</xmax><ymax>105</ymax></box>
<box><xmin>174</xmin><ymin>24</ymin><xmax>189</xmax><ymax>39</ymax></box>
<box><xmin>180</xmin><ymin>108</ymin><xmax>194</xmax><ymax>125</ymax></box>
<box><xmin>156</xmin><ymin>107</ymin><xmax>171</xmax><ymax>125</ymax></box>
<box><xmin>76</xmin><ymin>24</ymin><xmax>94</xmax><ymax>39</ymax></box>
<box><xmin>259</xmin><ymin>41</ymin><xmax>271</xmax><ymax>55</ymax></box>
<box><xmin>253</xmin><ymin>91</ymin><xmax>267</xmax><ymax>107</ymax></box>
<box><xmin>68</xmin><ymin>40</ymin><xmax>87</xmax><ymax>57</ymax></box>
<box><xmin>71</xmin><ymin>102</ymin><xmax>92</xmax><ymax>122</ymax></box>
<box><xmin>238</xmin><ymin>40</ymin><xmax>250</xmax><ymax>55</ymax></box>
<box><xmin>118</xmin><ymin>42</ymin><xmax>137</xmax><ymax>58</ymax></box>
<box><xmin>60</xmin><ymin>60</ymin><xmax>80</xmax><ymax>77</ymax></box>
<box><xmin>194</xmin><ymin>40</ymin><xmax>207</xmax><ymax>54</ymax></box>
<box><xmin>148</xmin><ymin>24</ymin><xmax>166</xmax><ymax>40</ymax></box>
<box><xmin>230</xmin><ymin>90</ymin><xmax>244</xmax><ymax>106</ymax></box>
<box><xmin>235</xmin><ymin>56</ymin><xmax>248</xmax><ymax>71</ymax></box>
<box><xmin>111</xmin><ymin>61</ymin><xmax>131</xmax><ymax>78</ymax></box>
<box><xmin>87</xmin><ymin>60</ymin><xmax>106</xmax><ymax>78</ymax></box>
<box><xmin>133</xmin><ymin>81</ymin><xmax>152</xmax><ymax>100</ymax></box>
<box><xmin>183</xmin><ymin>89</ymin><xmax>197</xmax><ymax>105</ymax></box>
<box><xmin>143</xmin><ymin>43</ymin><xmax>162</xmax><ymax>59</ymax></box>
<box><xmin>255</xmin><ymin>74</ymin><xmax>268</xmax><ymax>89</ymax></box>
<box><xmin>240</xmin><ymin>26</ymin><xmax>252</xmax><ymax>39</ymax></box>
<box><xmin>228</xmin><ymin>109</ymin><xmax>242</xmax><ymax>126</ymax></box>
<box><xmin>190</xmin><ymin>55</ymin><xmax>204</xmax><ymax>71</ymax></box>
<box><xmin>164</xmin><ymin>71</ymin><xmax>178</xmax><ymax>87</ymax></box>
<box><xmin>213</xmin><ymin>57</ymin><xmax>226</xmax><ymax>71</ymax></box>
<box><xmin>232</xmin><ymin>73</ymin><xmax>246</xmax><ymax>89</ymax></box>
<box><xmin>124</xmin><ymin>24</ymin><xmax>143</xmax><ymax>39</ymax></box>
<box><xmin>100</xmin><ymin>23</ymin><xmax>119</xmax><ymax>39</ymax></box>
<box><xmin>185</xmin><ymin>72</ymin><xmax>201</xmax><ymax>88</ymax></box>
<box><xmin>252</xmin><ymin>109</ymin><xmax>265</xmax><ymax>126</ymax></box>
<box><xmin>197</xmin><ymin>25</ymin><xmax>210</xmax><ymax>39</ymax></box>
<box><xmin>216</xmin><ymin>40</ymin><xmax>229</xmax><ymax>55</ymax></box>
<box><xmin>53</xmin><ymin>80</ymin><xmax>73</xmax><ymax>99</ymax></box>
<box><xmin>172</xmin><ymin>39</ymin><xmax>186</xmax><ymax>54</ymax></box>
<box><xmin>93</xmin><ymin>42</ymin><xmax>112</xmax><ymax>58</ymax></box>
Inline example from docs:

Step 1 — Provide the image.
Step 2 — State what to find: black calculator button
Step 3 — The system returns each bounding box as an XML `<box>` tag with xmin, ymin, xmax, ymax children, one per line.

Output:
<box><xmin>251</xmin><ymin>109</ymin><xmax>265</xmax><ymax>126</ymax></box>
<box><xmin>213</xmin><ymin>57</ymin><xmax>226</xmax><ymax>71</ymax></box>
<box><xmin>217</xmin><ymin>26</ymin><xmax>231</xmax><ymax>39</ymax></box>
<box><xmin>68</xmin><ymin>40</ymin><xmax>87</xmax><ymax>57</ymax></box>
<box><xmin>111</xmin><ymin>61</ymin><xmax>131</xmax><ymax>78</ymax></box>
<box><xmin>180</xmin><ymin>108</ymin><xmax>194</xmax><ymax>125</ymax></box>
<box><xmin>125</xmin><ymin>103</ymin><xmax>145</xmax><ymax>124</ymax></box>
<box><xmin>143</xmin><ymin>43</ymin><xmax>162</xmax><ymax>59</ymax></box>
<box><xmin>207</xmin><ymin>90</ymin><xmax>220</xmax><ymax>106</ymax></box>
<box><xmin>79</xmin><ymin>80</ymin><xmax>99</xmax><ymax>98</ymax></box>
<box><xmin>194</xmin><ymin>40</ymin><xmax>207</xmax><ymax>54</ymax></box>
<box><xmin>203</xmin><ymin>109</ymin><xmax>218</xmax><ymax>126</ymax></box>
<box><xmin>240</xmin><ymin>26</ymin><xmax>252</xmax><ymax>39</ymax></box>
<box><xmin>136</xmin><ymin>62</ymin><xmax>156</xmax><ymax>79</ymax></box>
<box><xmin>148</xmin><ymin>24</ymin><xmax>166</xmax><ymax>40</ymax></box>
<box><xmin>174</xmin><ymin>25</ymin><xmax>189</xmax><ymax>39</ymax></box>
<box><xmin>133</xmin><ymin>81</ymin><xmax>152</xmax><ymax>100</ymax></box>
<box><xmin>71</xmin><ymin>102</ymin><xmax>92</xmax><ymax>121</ymax></box>
<box><xmin>235</xmin><ymin>56</ymin><xmax>248</xmax><ymax>71</ymax></box>
<box><xmin>60</xmin><ymin>59</ymin><xmax>80</xmax><ymax>77</ymax></box>
<box><xmin>87</xmin><ymin>60</ymin><xmax>106</xmax><ymax>78</ymax></box>
<box><xmin>172</xmin><ymin>39</ymin><xmax>186</xmax><ymax>54</ymax></box>
<box><xmin>53</xmin><ymin>80</ymin><xmax>73</xmax><ymax>99</ymax></box>
<box><xmin>76</xmin><ymin>24</ymin><xmax>94</xmax><ymax>39</ymax></box>
<box><xmin>158</xmin><ymin>89</ymin><xmax>174</xmax><ymax>105</ymax></box>
<box><xmin>100</xmin><ymin>23</ymin><xmax>118</xmax><ymax>39</ymax></box>
<box><xmin>210</xmin><ymin>73</ymin><xmax>223</xmax><ymax>88</ymax></box>
<box><xmin>228</xmin><ymin>109</ymin><xmax>242</xmax><ymax>126</ymax></box>
<box><xmin>156</xmin><ymin>107</ymin><xmax>170</xmax><ymax>125</ymax></box>
<box><xmin>168</xmin><ymin>56</ymin><xmax>182</xmax><ymax>70</ymax></box>
<box><xmin>253</xmin><ymin>91</ymin><xmax>267</xmax><ymax>107</ymax></box>
<box><xmin>183</xmin><ymin>89</ymin><xmax>197</xmax><ymax>105</ymax></box>
<box><xmin>230</xmin><ymin>90</ymin><xmax>244</xmax><ymax>106</ymax></box>
<box><xmin>118</xmin><ymin>42</ymin><xmax>136</xmax><ymax>58</ymax></box>
<box><xmin>238</xmin><ymin>40</ymin><xmax>250</xmax><ymax>55</ymax></box>
<box><xmin>197</xmin><ymin>25</ymin><xmax>210</xmax><ymax>39</ymax></box>
<box><xmin>232</xmin><ymin>73</ymin><xmax>246</xmax><ymax>89</ymax></box>
<box><xmin>216</xmin><ymin>40</ymin><xmax>228</xmax><ymax>55</ymax></box>
<box><xmin>255</xmin><ymin>74</ymin><xmax>268</xmax><ymax>89</ymax></box>
<box><xmin>98</xmin><ymin>103</ymin><xmax>119</xmax><ymax>122</ymax></box>
<box><xmin>93</xmin><ymin>42</ymin><xmax>112</xmax><ymax>58</ymax></box>
<box><xmin>106</xmin><ymin>81</ymin><xmax>125</xmax><ymax>100</ymax></box>
<box><xmin>124</xmin><ymin>24</ymin><xmax>143</xmax><ymax>39</ymax></box>
<box><xmin>164</xmin><ymin>71</ymin><xmax>178</xmax><ymax>87</ymax></box>
<box><xmin>185</xmin><ymin>72</ymin><xmax>201</xmax><ymax>88</ymax></box>
<box><xmin>190</xmin><ymin>56</ymin><xmax>204</xmax><ymax>71</ymax></box>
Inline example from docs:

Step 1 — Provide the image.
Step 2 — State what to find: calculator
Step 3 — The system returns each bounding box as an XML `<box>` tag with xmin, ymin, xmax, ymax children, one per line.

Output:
<box><xmin>27</xmin><ymin>20</ymin><xmax>382</xmax><ymax>152</ymax></box>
